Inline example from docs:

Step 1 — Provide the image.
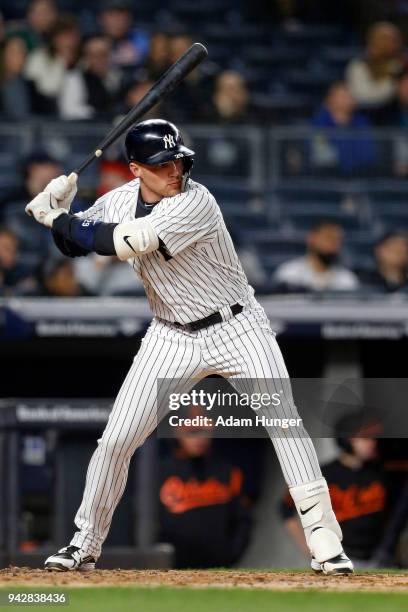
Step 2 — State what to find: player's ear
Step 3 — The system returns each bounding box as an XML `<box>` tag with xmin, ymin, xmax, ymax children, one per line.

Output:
<box><xmin>129</xmin><ymin>162</ymin><xmax>141</xmax><ymax>178</ymax></box>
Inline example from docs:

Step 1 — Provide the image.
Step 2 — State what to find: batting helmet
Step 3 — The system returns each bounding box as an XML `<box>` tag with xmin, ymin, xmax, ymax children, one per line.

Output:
<box><xmin>125</xmin><ymin>119</ymin><xmax>195</xmax><ymax>176</ymax></box>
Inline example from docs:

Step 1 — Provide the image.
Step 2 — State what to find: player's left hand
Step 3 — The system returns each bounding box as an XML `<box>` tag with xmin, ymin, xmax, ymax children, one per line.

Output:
<box><xmin>44</xmin><ymin>172</ymin><xmax>78</xmax><ymax>210</ymax></box>
<box><xmin>25</xmin><ymin>191</ymin><xmax>67</xmax><ymax>228</ymax></box>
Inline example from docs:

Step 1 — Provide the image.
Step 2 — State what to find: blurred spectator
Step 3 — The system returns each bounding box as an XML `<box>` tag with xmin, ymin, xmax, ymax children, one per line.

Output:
<box><xmin>345</xmin><ymin>22</ymin><xmax>407</xmax><ymax>121</ymax></box>
<box><xmin>387</xmin><ymin>72</ymin><xmax>408</xmax><ymax>174</ymax></box>
<box><xmin>164</xmin><ymin>33</ymin><xmax>209</xmax><ymax>122</ymax></box>
<box><xmin>74</xmin><ymin>254</ymin><xmax>144</xmax><ymax>296</ymax></box>
<box><xmin>280</xmin><ymin>413</ymin><xmax>386</xmax><ymax>565</ymax></box>
<box><xmin>0</xmin><ymin>225</ymin><xmax>37</xmax><ymax>295</ymax></box>
<box><xmin>7</xmin><ymin>0</ymin><xmax>58</xmax><ymax>52</ymax></box>
<box><xmin>360</xmin><ymin>231</ymin><xmax>408</xmax><ymax>293</ymax></box>
<box><xmin>0</xmin><ymin>226</ymin><xmax>21</xmax><ymax>295</ymax></box>
<box><xmin>145</xmin><ymin>32</ymin><xmax>170</xmax><ymax>80</ymax></box>
<box><xmin>38</xmin><ymin>257</ymin><xmax>89</xmax><ymax>297</ymax></box>
<box><xmin>207</xmin><ymin>71</ymin><xmax>253</xmax><ymax>124</ymax></box>
<box><xmin>0</xmin><ymin>151</ymin><xmax>62</xmax><ymax>219</ymax></box>
<box><xmin>373</xmin><ymin>447</ymin><xmax>408</xmax><ymax>567</ymax></box>
<box><xmin>59</xmin><ymin>34</ymin><xmax>121</xmax><ymax>120</ymax></box>
<box><xmin>0</xmin><ymin>37</ymin><xmax>34</xmax><ymax>119</ymax></box>
<box><xmin>311</xmin><ymin>81</ymin><xmax>377</xmax><ymax>175</ymax></box>
<box><xmin>386</xmin><ymin>70</ymin><xmax>408</xmax><ymax>126</ymax></box>
<box><xmin>0</xmin><ymin>12</ymin><xmax>4</xmax><ymax>46</ymax></box>
<box><xmin>24</xmin><ymin>15</ymin><xmax>81</xmax><ymax>114</ymax></box>
<box><xmin>73</xmin><ymin>158</ymin><xmax>143</xmax><ymax>296</ymax></box>
<box><xmin>118</xmin><ymin>75</ymin><xmax>163</xmax><ymax>121</ymax></box>
<box><xmin>20</xmin><ymin>152</ymin><xmax>62</xmax><ymax>204</ymax></box>
<box><xmin>158</xmin><ymin>404</ymin><xmax>252</xmax><ymax>568</ymax></box>
<box><xmin>273</xmin><ymin>220</ymin><xmax>359</xmax><ymax>292</ymax></box>
<box><xmin>96</xmin><ymin>159</ymin><xmax>133</xmax><ymax>196</ymax></box>
<box><xmin>0</xmin><ymin>152</ymin><xmax>62</xmax><ymax>265</ymax></box>
<box><xmin>98</xmin><ymin>0</ymin><xmax>149</xmax><ymax>69</ymax></box>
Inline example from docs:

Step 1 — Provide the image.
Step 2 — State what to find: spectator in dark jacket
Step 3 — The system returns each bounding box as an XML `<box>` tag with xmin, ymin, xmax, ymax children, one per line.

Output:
<box><xmin>361</xmin><ymin>231</ymin><xmax>408</xmax><ymax>293</ymax></box>
<box><xmin>207</xmin><ymin>70</ymin><xmax>254</xmax><ymax>124</ymax></box>
<box><xmin>38</xmin><ymin>257</ymin><xmax>90</xmax><ymax>297</ymax></box>
<box><xmin>0</xmin><ymin>226</ymin><xmax>36</xmax><ymax>295</ymax></box>
<box><xmin>145</xmin><ymin>32</ymin><xmax>170</xmax><ymax>80</ymax></box>
<box><xmin>0</xmin><ymin>37</ymin><xmax>34</xmax><ymax>119</ymax></box>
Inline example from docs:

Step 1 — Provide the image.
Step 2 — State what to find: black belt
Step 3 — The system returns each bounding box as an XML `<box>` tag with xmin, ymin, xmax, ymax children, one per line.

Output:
<box><xmin>173</xmin><ymin>303</ymin><xmax>243</xmax><ymax>332</ymax></box>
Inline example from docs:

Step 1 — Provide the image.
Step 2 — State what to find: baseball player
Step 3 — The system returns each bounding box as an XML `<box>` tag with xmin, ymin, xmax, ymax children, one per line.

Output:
<box><xmin>25</xmin><ymin>119</ymin><xmax>353</xmax><ymax>575</ymax></box>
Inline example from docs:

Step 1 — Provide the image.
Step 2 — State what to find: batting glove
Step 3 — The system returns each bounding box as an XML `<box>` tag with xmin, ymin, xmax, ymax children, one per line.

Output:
<box><xmin>44</xmin><ymin>172</ymin><xmax>78</xmax><ymax>210</ymax></box>
<box><xmin>25</xmin><ymin>191</ymin><xmax>68</xmax><ymax>228</ymax></box>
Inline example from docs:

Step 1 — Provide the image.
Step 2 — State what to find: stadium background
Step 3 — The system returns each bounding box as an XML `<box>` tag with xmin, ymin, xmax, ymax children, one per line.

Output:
<box><xmin>1</xmin><ymin>0</ymin><xmax>408</xmax><ymax>572</ymax></box>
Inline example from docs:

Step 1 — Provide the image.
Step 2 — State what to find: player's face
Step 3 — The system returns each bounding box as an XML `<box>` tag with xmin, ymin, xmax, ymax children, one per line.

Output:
<box><xmin>309</xmin><ymin>225</ymin><xmax>343</xmax><ymax>255</ymax></box>
<box><xmin>349</xmin><ymin>437</ymin><xmax>378</xmax><ymax>462</ymax></box>
<box><xmin>130</xmin><ymin>159</ymin><xmax>184</xmax><ymax>202</ymax></box>
<box><xmin>177</xmin><ymin>434</ymin><xmax>212</xmax><ymax>457</ymax></box>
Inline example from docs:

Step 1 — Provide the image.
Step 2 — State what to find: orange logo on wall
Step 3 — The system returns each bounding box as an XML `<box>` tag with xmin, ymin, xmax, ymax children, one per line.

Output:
<box><xmin>329</xmin><ymin>481</ymin><xmax>386</xmax><ymax>522</ymax></box>
<box><xmin>160</xmin><ymin>468</ymin><xmax>243</xmax><ymax>514</ymax></box>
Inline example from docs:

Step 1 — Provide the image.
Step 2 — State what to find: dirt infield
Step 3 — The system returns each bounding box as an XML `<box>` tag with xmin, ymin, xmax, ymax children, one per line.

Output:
<box><xmin>0</xmin><ymin>568</ymin><xmax>407</xmax><ymax>592</ymax></box>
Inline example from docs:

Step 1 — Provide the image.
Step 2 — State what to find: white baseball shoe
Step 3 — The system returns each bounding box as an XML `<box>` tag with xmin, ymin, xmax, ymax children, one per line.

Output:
<box><xmin>309</xmin><ymin>527</ymin><xmax>354</xmax><ymax>575</ymax></box>
<box><xmin>44</xmin><ymin>545</ymin><xmax>96</xmax><ymax>572</ymax></box>
<box><xmin>311</xmin><ymin>552</ymin><xmax>354</xmax><ymax>575</ymax></box>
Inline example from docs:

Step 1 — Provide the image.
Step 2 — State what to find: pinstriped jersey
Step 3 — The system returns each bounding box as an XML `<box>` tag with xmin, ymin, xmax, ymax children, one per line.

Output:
<box><xmin>76</xmin><ymin>178</ymin><xmax>254</xmax><ymax>324</ymax></box>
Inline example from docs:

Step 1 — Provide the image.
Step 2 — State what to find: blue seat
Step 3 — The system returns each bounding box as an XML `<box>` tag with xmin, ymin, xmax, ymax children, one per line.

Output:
<box><xmin>247</xmin><ymin>230</ymin><xmax>306</xmax><ymax>272</ymax></box>
<box><xmin>226</xmin><ymin>211</ymin><xmax>271</xmax><ymax>233</ymax></box>
<box><xmin>282</xmin><ymin>69</ymin><xmax>333</xmax><ymax>98</ymax></box>
<box><xmin>192</xmin><ymin>134</ymin><xmax>254</xmax><ymax>182</ymax></box>
<box><xmin>279</xmin><ymin>24</ymin><xmax>344</xmax><ymax>48</ymax></box>
<box><xmin>320</xmin><ymin>45</ymin><xmax>361</xmax><ymax>75</ymax></box>
<box><xmin>252</xmin><ymin>93</ymin><xmax>314</xmax><ymax>122</ymax></box>
<box><xmin>368</xmin><ymin>189</ymin><xmax>408</xmax><ymax>206</ymax></box>
<box><xmin>272</xmin><ymin>184</ymin><xmax>348</xmax><ymax>206</ymax></box>
<box><xmin>281</xmin><ymin>208</ymin><xmax>362</xmax><ymax>233</ymax></box>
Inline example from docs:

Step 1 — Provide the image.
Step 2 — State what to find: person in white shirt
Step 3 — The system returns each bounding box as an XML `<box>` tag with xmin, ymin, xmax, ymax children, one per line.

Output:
<box><xmin>59</xmin><ymin>34</ymin><xmax>121</xmax><ymax>120</ymax></box>
<box><xmin>274</xmin><ymin>220</ymin><xmax>359</xmax><ymax>292</ymax></box>
<box><xmin>345</xmin><ymin>22</ymin><xmax>405</xmax><ymax>112</ymax></box>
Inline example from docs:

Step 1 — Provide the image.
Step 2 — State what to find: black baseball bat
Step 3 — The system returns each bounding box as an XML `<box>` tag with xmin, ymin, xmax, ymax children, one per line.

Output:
<box><xmin>73</xmin><ymin>42</ymin><xmax>208</xmax><ymax>175</ymax></box>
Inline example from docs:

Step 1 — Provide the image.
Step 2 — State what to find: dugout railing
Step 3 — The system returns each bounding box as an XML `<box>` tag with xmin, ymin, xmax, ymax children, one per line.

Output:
<box><xmin>1</xmin><ymin>122</ymin><xmax>408</xmax><ymax>188</ymax></box>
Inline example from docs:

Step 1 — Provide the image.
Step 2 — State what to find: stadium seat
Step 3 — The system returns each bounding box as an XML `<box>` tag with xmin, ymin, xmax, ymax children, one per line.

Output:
<box><xmin>280</xmin><ymin>207</ymin><xmax>362</xmax><ymax>234</ymax></box>
<box><xmin>226</xmin><ymin>211</ymin><xmax>271</xmax><ymax>233</ymax></box>
<box><xmin>233</xmin><ymin>228</ymin><xmax>304</xmax><ymax>273</ymax></box>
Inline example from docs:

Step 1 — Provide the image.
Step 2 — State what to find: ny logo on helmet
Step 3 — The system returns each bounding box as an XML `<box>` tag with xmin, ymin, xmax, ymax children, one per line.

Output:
<box><xmin>163</xmin><ymin>134</ymin><xmax>176</xmax><ymax>149</ymax></box>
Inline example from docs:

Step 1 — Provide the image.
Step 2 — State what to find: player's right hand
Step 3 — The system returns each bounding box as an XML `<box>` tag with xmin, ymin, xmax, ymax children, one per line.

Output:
<box><xmin>44</xmin><ymin>172</ymin><xmax>78</xmax><ymax>210</ymax></box>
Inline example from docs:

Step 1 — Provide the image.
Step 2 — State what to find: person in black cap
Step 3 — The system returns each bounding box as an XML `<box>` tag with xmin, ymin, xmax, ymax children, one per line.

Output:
<box><xmin>360</xmin><ymin>231</ymin><xmax>408</xmax><ymax>293</ymax></box>
<box><xmin>37</xmin><ymin>256</ymin><xmax>90</xmax><ymax>297</ymax></box>
<box><xmin>280</xmin><ymin>413</ymin><xmax>387</xmax><ymax>565</ymax></box>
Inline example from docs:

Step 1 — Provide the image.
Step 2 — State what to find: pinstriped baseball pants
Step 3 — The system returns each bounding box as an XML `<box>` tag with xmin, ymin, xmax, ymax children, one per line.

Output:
<box><xmin>70</xmin><ymin>301</ymin><xmax>322</xmax><ymax>557</ymax></box>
